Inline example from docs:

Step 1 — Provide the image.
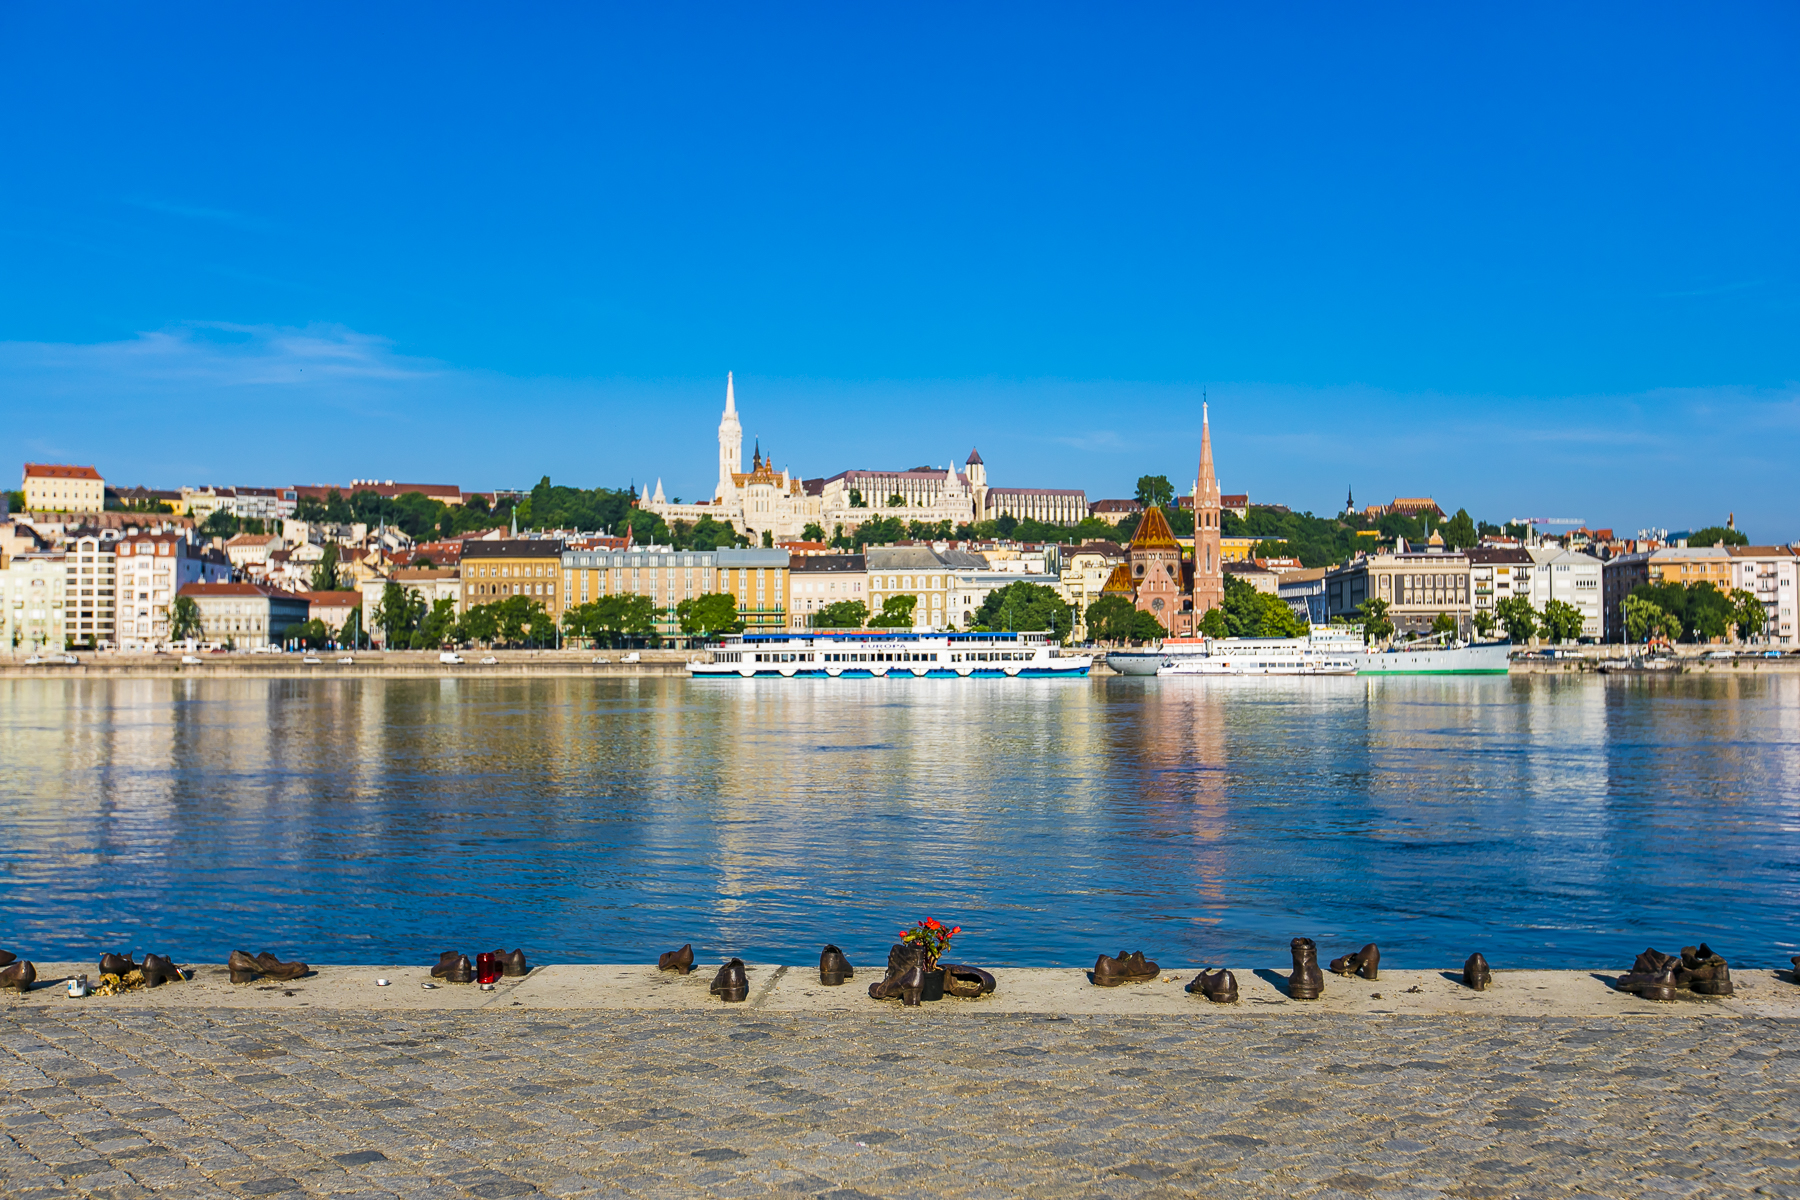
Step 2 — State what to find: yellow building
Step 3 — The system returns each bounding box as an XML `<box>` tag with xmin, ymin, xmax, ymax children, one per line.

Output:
<box><xmin>23</xmin><ymin>463</ymin><xmax>104</xmax><ymax>512</ymax></box>
<box><xmin>560</xmin><ymin>546</ymin><xmax>789</xmax><ymax>641</ymax></box>
<box><xmin>461</xmin><ymin>539</ymin><xmax>568</xmax><ymax>622</ymax></box>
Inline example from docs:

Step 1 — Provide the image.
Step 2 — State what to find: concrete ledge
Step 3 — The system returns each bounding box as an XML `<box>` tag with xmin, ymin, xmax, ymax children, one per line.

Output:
<box><xmin>7</xmin><ymin>963</ymin><xmax>1798</xmax><ymax>1018</ymax></box>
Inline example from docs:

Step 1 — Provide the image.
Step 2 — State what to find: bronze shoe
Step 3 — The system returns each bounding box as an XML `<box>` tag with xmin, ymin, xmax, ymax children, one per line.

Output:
<box><xmin>710</xmin><ymin>958</ymin><xmax>749</xmax><ymax>1002</ymax></box>
<box><xmin>0</xmin><ymin>960</ymin><xmax>35</xmax><ymax>991</ymax></box>
<box><xmin>1288</xmin><ymin>938</ymin><xmax>1324</xmax><ymax>1000</ymax></box>
<box><xmin>497</xmin><ymin>949</ymin><xmax>529</xmax><ymax>977</ymax></box>
<box><xmin>0</xmin><ymin>949</ymin><xmax>15</xmax><ymax>968</ymax></box>
<box><xmin>1124</xmin><ymin>950</ymin><xmax>1160</xmax><ymax>980</ymax></box>
<box><xmin>941</xmin><ymin>964</ymin><xmax>995</xmax><ymax>997</ymax></box>
<box><xmin>254</xmin><ymin>952</ymin><xmax>309</xmax><ymax>981</ymax></box>
<box><xmin>141</xmin><ymin>954</ymin><xmax>182</xmax><ymax>987</ymax></box>
<box><xmin>868</xmin><ymin>964</ymin><xmax>924</xmax><ymax>1006</ymax></box>
<box><xmin>228</xmin><ymin>950</ymin><xmax>262</xmax><ymax>984</ymax></box>
<box><xmin>1618</xmin><ymin>967</ymin><xmax>1678</xmax><ymax>1001</ymax></box>
<box><xmin>430</xmin><ymin>950</ymin><xmax>462</xmax><ymax>979</ymax></box>
<box><xmin>818</xmin><ymin>944</ymin><xmax>854</xmax><ymax>986</ymax></box>
<box><xmin>658</xmin><ymin>944</ymin><xmax>695</xmax><ymax>975</ymax></box>
<box><xmin>99</xmin><ymin>952</ymin><xmax>137</xmax><ymax>977</ymax></box>
<box><xmin>1463</xmin><ymin>952</ymin><xmax>1492</xmax><ymax>990</ymax></box>
<box><xmin>441</xmin><ymin>954</ymin><xmax>474</xmax><ymax>983</ymax></box>
<box><xmin>1690</xmin><ymin>954</ymin><xmax>1733</xmax><ymax>997</ymax></box>
<box><xmin>1355</xmin><ymin>943</ymin><xmax>1379</xmax><ymax>981</ymax></box>
<box><xmin>1092</xmin><ymin>953</ymin><xmax>1131</xmax><ymax>987</ymax></box>
<box><xmin>1185</xmin><ymin>968</ymin><xmax>1237</xmax><ymax>1002</ymax></box>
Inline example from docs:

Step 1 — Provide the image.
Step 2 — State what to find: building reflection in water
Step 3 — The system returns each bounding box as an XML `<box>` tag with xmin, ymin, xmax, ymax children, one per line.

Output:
<box><xmin>0</xmin><ymin>673</ymin><xmax>1795</xmax><ymax>968</ymax></box>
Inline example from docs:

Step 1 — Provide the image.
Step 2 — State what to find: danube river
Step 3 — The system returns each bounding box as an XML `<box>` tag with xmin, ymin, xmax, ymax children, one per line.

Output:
<box><xmin>1</xmin><ymin>673</ymin><xmax>1795</xmax><ymax>969</ymax></box>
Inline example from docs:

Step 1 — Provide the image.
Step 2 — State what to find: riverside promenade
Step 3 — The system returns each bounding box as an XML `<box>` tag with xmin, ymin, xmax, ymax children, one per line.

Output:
<box><xmin>4</xmin><ymin>965</ymin><xmax>1798</xmax><ymax>1199</ymax></box>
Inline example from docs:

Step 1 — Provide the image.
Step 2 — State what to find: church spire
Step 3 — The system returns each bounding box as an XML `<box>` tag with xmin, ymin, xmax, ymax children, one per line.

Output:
<box><xmin>725</xmin><ymin>370</ymin><xmax>736</xmax><ymax>415</ymax></box>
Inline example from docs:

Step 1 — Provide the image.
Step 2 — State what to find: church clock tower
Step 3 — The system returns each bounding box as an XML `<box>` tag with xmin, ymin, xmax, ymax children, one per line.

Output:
<box><xmin>716</xmin><ymin>372</ymin><xmax>743</xmax><ymax>502</ymax></box>
<box><xmin>1192</xmin><ymin>404</ymin><xmax>1225</xmax><ymax>619</ymax></box>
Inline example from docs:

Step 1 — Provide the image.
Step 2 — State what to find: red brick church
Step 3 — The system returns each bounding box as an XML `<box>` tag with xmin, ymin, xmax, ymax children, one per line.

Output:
<box><xmin>1099</xmin><ymin>405</ymin><xmax>1227</xmax><ymax>638</ymax></box>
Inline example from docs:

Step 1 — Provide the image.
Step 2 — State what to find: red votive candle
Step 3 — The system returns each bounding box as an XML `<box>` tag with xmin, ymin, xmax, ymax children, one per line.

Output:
<box><xmin>476</xmin><ymin>952</ymin><xmax>501</xmax><ymax>985</ymax></box>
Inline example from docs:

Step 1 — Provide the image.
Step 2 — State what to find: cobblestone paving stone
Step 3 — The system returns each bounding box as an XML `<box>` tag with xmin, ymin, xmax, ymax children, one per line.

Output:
<box><xmin>2</xmin><ymin>1009</ymin><xmax>1797</xmax><ymax>1199</ymax></box>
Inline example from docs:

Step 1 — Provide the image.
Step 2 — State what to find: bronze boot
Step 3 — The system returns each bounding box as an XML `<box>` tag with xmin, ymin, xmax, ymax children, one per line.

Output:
<box><xmin>1288</xmin><ymin>938</ymin><xmax>1324</xmax><ymax>1000</ymax></box>
<box><xmin>430</xmin><ymin>951</ymin><xmax>462</xmax><ymax>978</ymax></box>
<box><xmin>497</xmin><ymin>949</ymin><xmax>529</xmax><ymax>977</ymax></box>
<box><xmin>228</xmin><ymin>950</ymin><xmax>262</xmax><ymax>984</ymax></box>
<box><xmin>1356</xmin><ymin>943</ymin><xmax>1380</xmax><ymax>981</ymax></box>
<box><xmin>140</xmin><ymin>954</ymin><xmax>182</xmax><ymax>987</ymax></box>
<box><xmin>658</xmin><ymin>944</ymin><xmax>695</xmax><ymax>975</ymax></box>
<box><xmin>99</xmin><ymin>952</ymin><xmax>136</xmax><ymax>978</ymax></box>
<box><xmin>0</xmin><ymin>949</ymin><xmax>15</xmax><ymax>968</ymax></box>
<box><xmin>441</xmin><ymin>954</ymin><xmax>475</xmax><ymax>984</ymax></box>
<box><xmin>1092</xmin><ymin>953</ymin><xmax>1130</xmax><ymax>987</ymax></box>
<box><xmin>710</xmin><ymin>958</ymin><xmax>749</xmax><ymax>1002</ymax></box>
<box><xmin>1463</xmin><ymin>952</ymin><xmax>1492</xmax><ymax>990</ymax></box>
<box><xmin>868</xmin><ymin>964</ymin><xmax>924</xmax><ymax>1006</ymax></box>
<box><xmin>0</xmin><ymin>960</ymin><xmax>35</xmax><ymax>991</ymax></box>
<box><xmin>818</xmin><ymin>944</ymin><xmax>854</xmax><ymax>986</ymax></box>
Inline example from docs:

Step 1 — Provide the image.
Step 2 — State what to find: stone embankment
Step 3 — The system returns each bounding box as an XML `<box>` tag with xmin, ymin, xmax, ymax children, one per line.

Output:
<box><xmin>3</xmin><ymin>964</ymin><xmax>1798</xmax><ymax>1200</ymax></box>
<box><xmin>0</xmin><ymin>649</ymin><xmax>693</xmax><ymax>680</ymax></box>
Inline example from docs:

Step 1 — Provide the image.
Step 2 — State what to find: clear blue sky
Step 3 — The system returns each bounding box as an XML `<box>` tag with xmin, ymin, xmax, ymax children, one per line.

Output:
<box><xmin>2</xmin><ymin>5</ymin><xmax>1795</xmax><ymax>537</ymax></box>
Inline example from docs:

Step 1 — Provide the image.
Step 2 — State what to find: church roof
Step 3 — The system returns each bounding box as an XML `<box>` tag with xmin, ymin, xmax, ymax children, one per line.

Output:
<box><xmin>966</xmin><ymin>448</ymin><xmax>984</xmax><ymax>465</ymax></box>
<box><xmin>1130</xmin><ymin>505</ymin><xmax>1180</xmax><ymax>550</ymax></box>
<box><xmin>1100</xmin><ymin>563</ymin><xmax>1135</xmax><ymax>594</ymax></box>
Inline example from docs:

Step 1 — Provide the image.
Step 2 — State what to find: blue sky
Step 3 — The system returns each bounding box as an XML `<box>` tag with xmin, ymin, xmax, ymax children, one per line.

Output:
<box><xmin>2</xmin><ymin>4</ymin><xmax>1795</xmax><ymax>537</ymax></box>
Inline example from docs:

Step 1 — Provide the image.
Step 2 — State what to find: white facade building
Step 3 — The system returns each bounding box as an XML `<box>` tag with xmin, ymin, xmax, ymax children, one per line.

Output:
<box><xmin>1728</xmin><ymin>547</ymin><xmax>1798</xmax><ymax>646</ymax></box>
<box><xmin>115</xmin><ymin>534</ymin><xmax>232</xmax><ymax>649</ymax></box>
<box><xmin>1527</xmin><ymin>547</ymin><xmax>1604</xmax><ymax>639</ymax></box>
<box><xmin>2</xmin><ymin>552</ymin><xmax>68</xmax><ymax>653</ymax></box>
<box><xmin>64</xmin><ymin>534</ymin><xmax>118</xmax><ymax>648</ymax></box>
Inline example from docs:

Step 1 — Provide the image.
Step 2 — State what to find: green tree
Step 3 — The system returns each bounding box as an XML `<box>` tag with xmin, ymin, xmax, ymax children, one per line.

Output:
<box><xmin>309</xmin><ymin>543</ymin><xmax>343</xmax><ymax>592</ymax></box>
<box><xmin>1540</xmin><ymin>599</ymin><xmax>1585</xmax><ymax>644</ymax></box>
<box><xmin>1473</xmin><ymin>608</ymin><xmax>1496</xmax><ymax>639</ymax></box>
<box><xmin>1623</xmin><ymin>593</ymin><xmax>1678</xmax><ymax>643</ymax></box>
<box><xmin>371</xmin><ymin>582</ymin><xmax>426</xmax><ymax>647</ymax></box>
<box><xmin>886</xmin><ymin>493</ymin><xmax>906</xmax><ymax>507</ymax></box>
<box><xmin>848</xmin><ymin>488</ymin><xmax>866</xmax><ymax>508</ymax></box>
<box><xmin>971</xmin><ymin>582</ymin><xmax>1072</xmax><ymax>642</ymax></box>
<box><xmin>415</xmin><ymin>597</ymin><xmax>459</xmax><ymax>648</ymax></box>
<box><xmin>994</xmin><ymin>513</ymin><xmax>1018</xmax><ymax>537</ymax></box>
<box><xmin>456</xmin><ymin>603</ymin><xmax>499</xmax><ymax>645</ymax></box>
<box><xmin>1129</xmin><ymin>610</ymin><xmax>1167</xmax><ymax>641</ymax></box>
<box><xmin>801</xmin><ymin>522</ymin><xmax>826</xmax><ymax>542</ymax></box>
<box><xmin>1688</xmin><ymin>526</ymin><xmax>1748</xmax><ymax>548</ymax></box>
<box><xmin>1211</xmin><ymin>574</ymin><xmax>1309</xmax><ymax>638</ymax></box>
<box><xmin>338</xmin><ymin>608</ymin><xmax>363</xmax><ymax>650</ymax></box>
<box><xmin>1135</xmin><ymin>475</ymin><xmax>1175</xmax><ymax>510</ymax></box>
<box><xmin>868</xmin><ymin>594</ymin><xmax>918</xmax><ymax>628</ymax></box>
<box><xmin>168</xmin><ymin>595</ymin><xmax>203</xmax><ymax>642</ymax></box>
<box><xmin>829</xmin><ymin>523</ymin><xmax>854</xmax><ymax>551</ymax></box>
<box><xmin>1356</xmin><ymin>597</ymin><xmax>1394</xmax><ymax>644</ymax></box>
<box><xmin>681</xmin><ymin>515</ymin><xmax>744</xmax><ymax>550</ymax></box>
<box><xmin>853</xmin><ymin>516</ymin><xmax>907</xmax><ymax>547</ymax></box>
<box><xmin>1494</xmin><ymin>595</ymin><xmax>1538</xmax><ymax>643</ymax></box>
<box><xmin>200</xmin><ymin>509</ymin><xmax>240</xmax><ymax>540</ymax></box>
<box><xmin>1198</xmin><ymin>607</ymin><xmax>1231</xmax><ymax>638</ymax></box>
<box><xmin>283</xmin><ymin>618</ymin><xmax>331</xmax><ymax>649</ymax></box>
<box><xmin>812</xmin><ymin>600</ymin><xmax>868</xmax><ymax>629</ymax></box>
<box><xmin>676</xmin><ymin>592</ymin><xmax>743</xmax><ymax>639</ymax></box>
<box><xmin>907</xmin><ymin>519</ymin><xmax>952</xmax><ymax>540</ymax></box>
<box><xmin>563</xmin><ymin>594</ymin><xmax>659</xmax><ymax>647</ymax></box>
<box><xmin>1441</xmin><ymin>508</ymin><xmax>1478</xmax><ymax>551</ymax></box>
<box><xmin>1431</xmin><ymin>611</ymin><xmax>1459</xmax><ymax>638</ymax></box>
<box><xmin>1085</xmin><ymin>595</ymin><xmax>1156</xmax><ymax>643</ymax></box>
<box><xmin>1731</xmin><ymin>589</ymin><xmax>1768</xmax><ymax>642</ymax></box>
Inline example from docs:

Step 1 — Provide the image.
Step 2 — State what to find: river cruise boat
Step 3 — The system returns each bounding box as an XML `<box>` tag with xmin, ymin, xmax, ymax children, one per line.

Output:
<box><xmin>1110</xmin><ymin>628</ymin><xmax>1511</xmax><ymax>676</ymax></box>
<box><xmin>690</xmin><ymin>630</ymin><xmax>1094</xmax><ymax>679</ymax></box>
<box><xmin>1155</xmin><ymin>633</ymin><xmax>1363</xmax><ymax>676</ymax></box>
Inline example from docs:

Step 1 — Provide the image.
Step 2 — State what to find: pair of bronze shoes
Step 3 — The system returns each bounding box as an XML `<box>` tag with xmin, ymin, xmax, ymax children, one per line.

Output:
<box><xmin>0</xmin><ymin>950</ymin><xmax>35</xmax><ymax>991</ymax></box>
<box><xmin>659</xmin><ymin>944</ymin><xmax>695</xmax><ymax>975</ymax></box>
<box><xmin>1464</xmin><ymin>952</ymin><xmax>1492</xmax><ymax>990</ymax></box>
<box><xmin>99</xmin><ymin>952</ymin><xmax>183</xmax><ymax>986</ymax></box>
<box><xmin>1185</xmin><ymin>969</ymin><xmax>1238</xmax><ymax>1003</ymax></box>
<box><xmin>1093</xmin><ymin>950</ymin><xmax>1159</xmax><ymax>986</ymax></box>
<box><xmin>1287</xmin><ymin>938</ymin><xmax>1324</xmax><ymax>1000</ymax></box>
<box><xmin>869</xmin><ymin>964</ymin><xmax>926</xmax><ymax>1006</ymax></box>
<box><xmin>1617</xmin><ymin>944</ymin><xmax>1733</xmax><ymax>1000</ymax></box>
<box><xmin>1329</xmin><ymin>943</ymin><xmax>1380</xmax><ymax>981</ymax></box>
<box><xmin>941</xmin><ymin>964</ymin><xmax>996</xmax><ymax>998</ymax></box>
<box><xmin>227</xmin><ymin>951</ymin><xmax>309</xmax><ymax>984</ymax></box>
<box><xmin>431</xmin><ymin>951</ymin><xmax>474</xmax><ymax>983</ymax></box>
<box><xmin>819</xmin><ymin>944</ymin><xmax>853</xmax><ymax>986</ymax></box>
<box><xmin>711</xmin><ymin>958</ymin><xmax>748</xmax><ymax>1002</ymax></box>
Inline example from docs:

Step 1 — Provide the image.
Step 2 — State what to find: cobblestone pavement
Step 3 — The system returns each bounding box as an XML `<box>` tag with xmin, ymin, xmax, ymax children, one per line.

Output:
<box><xmin>3</xmin><ymin>1009</ymin><xmax>1797</xmax><ymax>1200</ymax></box>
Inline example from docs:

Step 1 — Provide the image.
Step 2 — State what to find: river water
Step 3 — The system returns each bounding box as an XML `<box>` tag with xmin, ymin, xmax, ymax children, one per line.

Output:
<box><xmin>1</xmin><ymin>673</ymin><xmax>1796</xmax><ymax>970</ymax></box>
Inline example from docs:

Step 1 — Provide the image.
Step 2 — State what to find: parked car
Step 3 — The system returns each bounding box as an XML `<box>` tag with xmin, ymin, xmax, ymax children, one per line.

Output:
<box><xmin>479</xmin><ymin>655</ymin><xmax>498</xmax><ymax>665</ymax></box>
<box><xmin>302</xmin><ymin>655</ymin><xmax>322</xmax><ymax>664</ymax></box>
<box><xmin>439</xmin><ymin>651</ymin><xmax>464</xmax><ymax>664</ymax></box>
<box><xmin>620</xmin><ymin>651</ymin><xmax>641</xmax><ymax>664</ymax></box>
<box><xmin>25</xmin><ymin>654</ymin><xmax>78</xmax><ymax>665</ymax></box>
<box><xmin>180</xmin><ymin>654</ymin><xmax>202</xmax><ymax>664</ymax></box>
<box><xmin>593</xmin><ymin>655</ymin><xmax>611</xmax><ymax>664</ymax></box>
<box><xmin>338</xmin><ymin>656</ymin><xmax>355</xmax><ymax>664</ymax></box>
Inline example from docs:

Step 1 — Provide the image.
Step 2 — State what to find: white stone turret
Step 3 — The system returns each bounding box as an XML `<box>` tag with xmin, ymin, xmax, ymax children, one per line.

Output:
<box><xmin>653</xmin><ymin>478</ymin><xmax>665</xmax><ymax>504</ymax></box>
<box><xmin>717</xmin><ymin>372</ymin><xmax>742</xmax><ymax>502</ymax></box>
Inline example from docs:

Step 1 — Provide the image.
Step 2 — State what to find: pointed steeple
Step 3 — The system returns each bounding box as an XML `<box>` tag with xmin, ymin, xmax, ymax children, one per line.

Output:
<box><xmin>725</xmin><ymin>370</ymin><xmax>736</xmax><ymax>415</ymax></box>
<box><xmin>1198</xmin><ymin>402</ymin><xmax>1217</xmax><ymax>497</ymax></box>
<box><xmin>652</xmin><ymin>478</ymin><xmax>665</xmax><ymax>504</ymax></box>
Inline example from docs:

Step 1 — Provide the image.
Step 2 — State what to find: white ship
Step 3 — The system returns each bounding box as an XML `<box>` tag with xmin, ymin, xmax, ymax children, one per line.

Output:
<box><xmin>1110</xmin><ymin>628</ymin><xmax>1511</xmax><ymax>677</ymax></box>
<box><xmin>689</xmin><ymin>630</ymin><xmax>1093</xmax><ymax>679</ymax></box>
<box><xmin>1156</xmin><ymin>632</ymin><xmax>1363</xmax><ymax>676</ymax></box>
<box><xmin>1355</xmin><ymin>640</ymin><xmax>1511</xmax><ymax>674</ymax></box>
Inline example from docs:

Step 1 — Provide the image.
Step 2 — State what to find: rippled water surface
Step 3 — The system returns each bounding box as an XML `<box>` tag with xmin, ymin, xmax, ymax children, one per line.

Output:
<box><xmin>2</xmin><ymin>674</ymin><xmax>1797</xmax><ymax>969</ymax></box>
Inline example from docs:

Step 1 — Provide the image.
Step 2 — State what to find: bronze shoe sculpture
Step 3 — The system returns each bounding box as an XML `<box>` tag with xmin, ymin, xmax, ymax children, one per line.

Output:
<box><xmin>1093</xmin><ymin>950</ymin><xmax>1159</xmax><ymax>986</ymax></box>
<box><xmin>140</xmin><ymin>954</ymin><xmax>183</xmax><ymax>987</ymax></box>
<box><xmin>1617</xmin><ymin>965</ymin><xmax>1678</xmax><ymax>1001</ymax></box>
<box><xmin>254</xmin><ymin>951</ymin><xmax>309</xmax><ymax>981</ymax></box>
<box><xmin>440</xmin><ymin>954</ymin><xmax>475</xmax><ymax>983</ymax></box>
<box><xmin>1791</xmin><ymin>955</ymin><xmax>1799</xmax><ymax>981</ymax></box>
<box><xmin>658</xmin><ymin>944</ymin><xmax>695</xmax><ymax>975</ymax></box>
<box><xmin>818</xmin><ymin>944</ymin><xmax>854</xmax><ymax>986</ymax></box>
<box><xmin>941</xmin><ymin>964</ymin><xmax>995</xmax><ymax>998</ymax></box>
<box><xmin>1463</xmin><ymin>952</ymin><xmax>1492</xmax><ymax>990</ymax></box>
<box><xmin>0</xmin><ymin>960</ymin><xmax>35</xmax><ymax>991</ymax></box>
<box><xmin>1287</xmin><ymin>938</ymin><xmax>1324</xmax><ymax>1000</ymax></box>
<box><xmin>1328</xmin><ymin>944</ymin><xmax>1379</xmax><ymax>980</ymax></box>
<box><xmin>99</xmin><ymin>952</ymin><xmax>137</xmax><ymax>977</ymax></box>
<box><xmin>228</xmin><ymin>950</ymin><xmax>262</xmax><ymax>983</ymax></box>
<box><xmin>497</xmin><ymin>949</ymin><xmax>529</xmax><ymax>977</ymax></box>
<box><xmin>0</xmin><ymin>949</ymin><xmax>15</xmax><ymax>968</ymax></box>
<box><xmin>868</xmin><ymin>964</ymin><xmax>925</xmax><ymax>1006</ymax></box>
<box><xmin>710</xmin><ymin>958</ymin><xmax>749</xmax><ymax>1002</ymax></box>
<box><xmin>430</xmin><ymin>951</ymin><xmax>462</xmax><ymax>978</ymax></box>
<box><xmin>1185</xmin><ymin>968</ymin><xmax>1238</xmax><ymax>1003</ymax></box>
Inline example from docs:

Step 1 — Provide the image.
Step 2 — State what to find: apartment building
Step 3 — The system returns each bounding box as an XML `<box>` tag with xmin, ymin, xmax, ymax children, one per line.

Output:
<box><xmin>1059</xmin><ymin>541</ymin><xmax>1126</xmax><ymax>640</ymax></box>
<box><xmin>1527</xmin><ymin>547</ymin><xmax>1604</xmax><ymax>639</ymax></box>
<box><xmin>1467</xmin><ymin>548</ymin><xmax>1533</xmax><ymax>631</ymax></box>
<box><xmin>1728</xmin><ymin>547</ymin><xmax>1798</xmax><ymax>646</ymax></box>
<box><xmin>461</xmin><ymin>539</ymin><xmax>567</xmax><ymax>620</ymax></box>
<box><xmin>63</xmin><ymin>534</ymin><xmax>118</xmax><ymax>648</ymax></box>
<box><xmin>23</xmin><ymin>463</ymin><xmax>104</xmax><ymax>512</ymax></box>
<box><xmin>866</xmin><ymin>546</ymin><xmax>958</xmax><ymax>631</ymax></box>
<box><xmin>560</xmin><ymin>545</ymin><xmax>790</xmax><ymax>640</ymax></box>
<box><xmin>115</xmin><ymin>534</ymin><xmax>232</xmax><ymax>649</ymax></box>
<box><xmin>178</xmin><ymin>583</ymin><xmax>310</xmax><ymax>650</ymax></box>
<box><xmin>1325</xmin><ymin>547</ymin><xmax>1472</xmax><ymax>636</ymax></box>
<box><xmin>1</xmin><ymin>552</ymin><xmax>68</xmax><ymax>653</ymax></box>
<box><xmin>788</xmin><ymin>554</ymin><xmax>867</xmax><ymax>629</ymax></box>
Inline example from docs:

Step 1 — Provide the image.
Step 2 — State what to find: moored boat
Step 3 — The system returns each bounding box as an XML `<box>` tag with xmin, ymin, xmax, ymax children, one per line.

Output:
<box><xmin>689</xmin><ymin>630</ymin><xmax>1092</xmax><ymax>679</ymax></box>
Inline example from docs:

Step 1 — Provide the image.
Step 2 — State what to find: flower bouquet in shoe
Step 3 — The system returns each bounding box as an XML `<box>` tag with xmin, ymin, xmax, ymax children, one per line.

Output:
<box><xmin>870</xmin><ymin>918</ymin><xmax>962</xmax><ymax>1005</ymax></box>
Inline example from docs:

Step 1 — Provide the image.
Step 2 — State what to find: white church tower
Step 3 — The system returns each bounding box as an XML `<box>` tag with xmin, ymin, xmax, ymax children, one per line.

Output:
<box><xmin>716</xmin><ymin>372</ymin><xmax>743</xmax><ymax>502</ymax></box>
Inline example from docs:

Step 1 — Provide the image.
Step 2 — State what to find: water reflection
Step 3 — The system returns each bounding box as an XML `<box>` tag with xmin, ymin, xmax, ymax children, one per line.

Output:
<box><xmin>0</xmin><ymin>674</ymin><xmax>1795</xmax><ymax>968</ymax></box>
